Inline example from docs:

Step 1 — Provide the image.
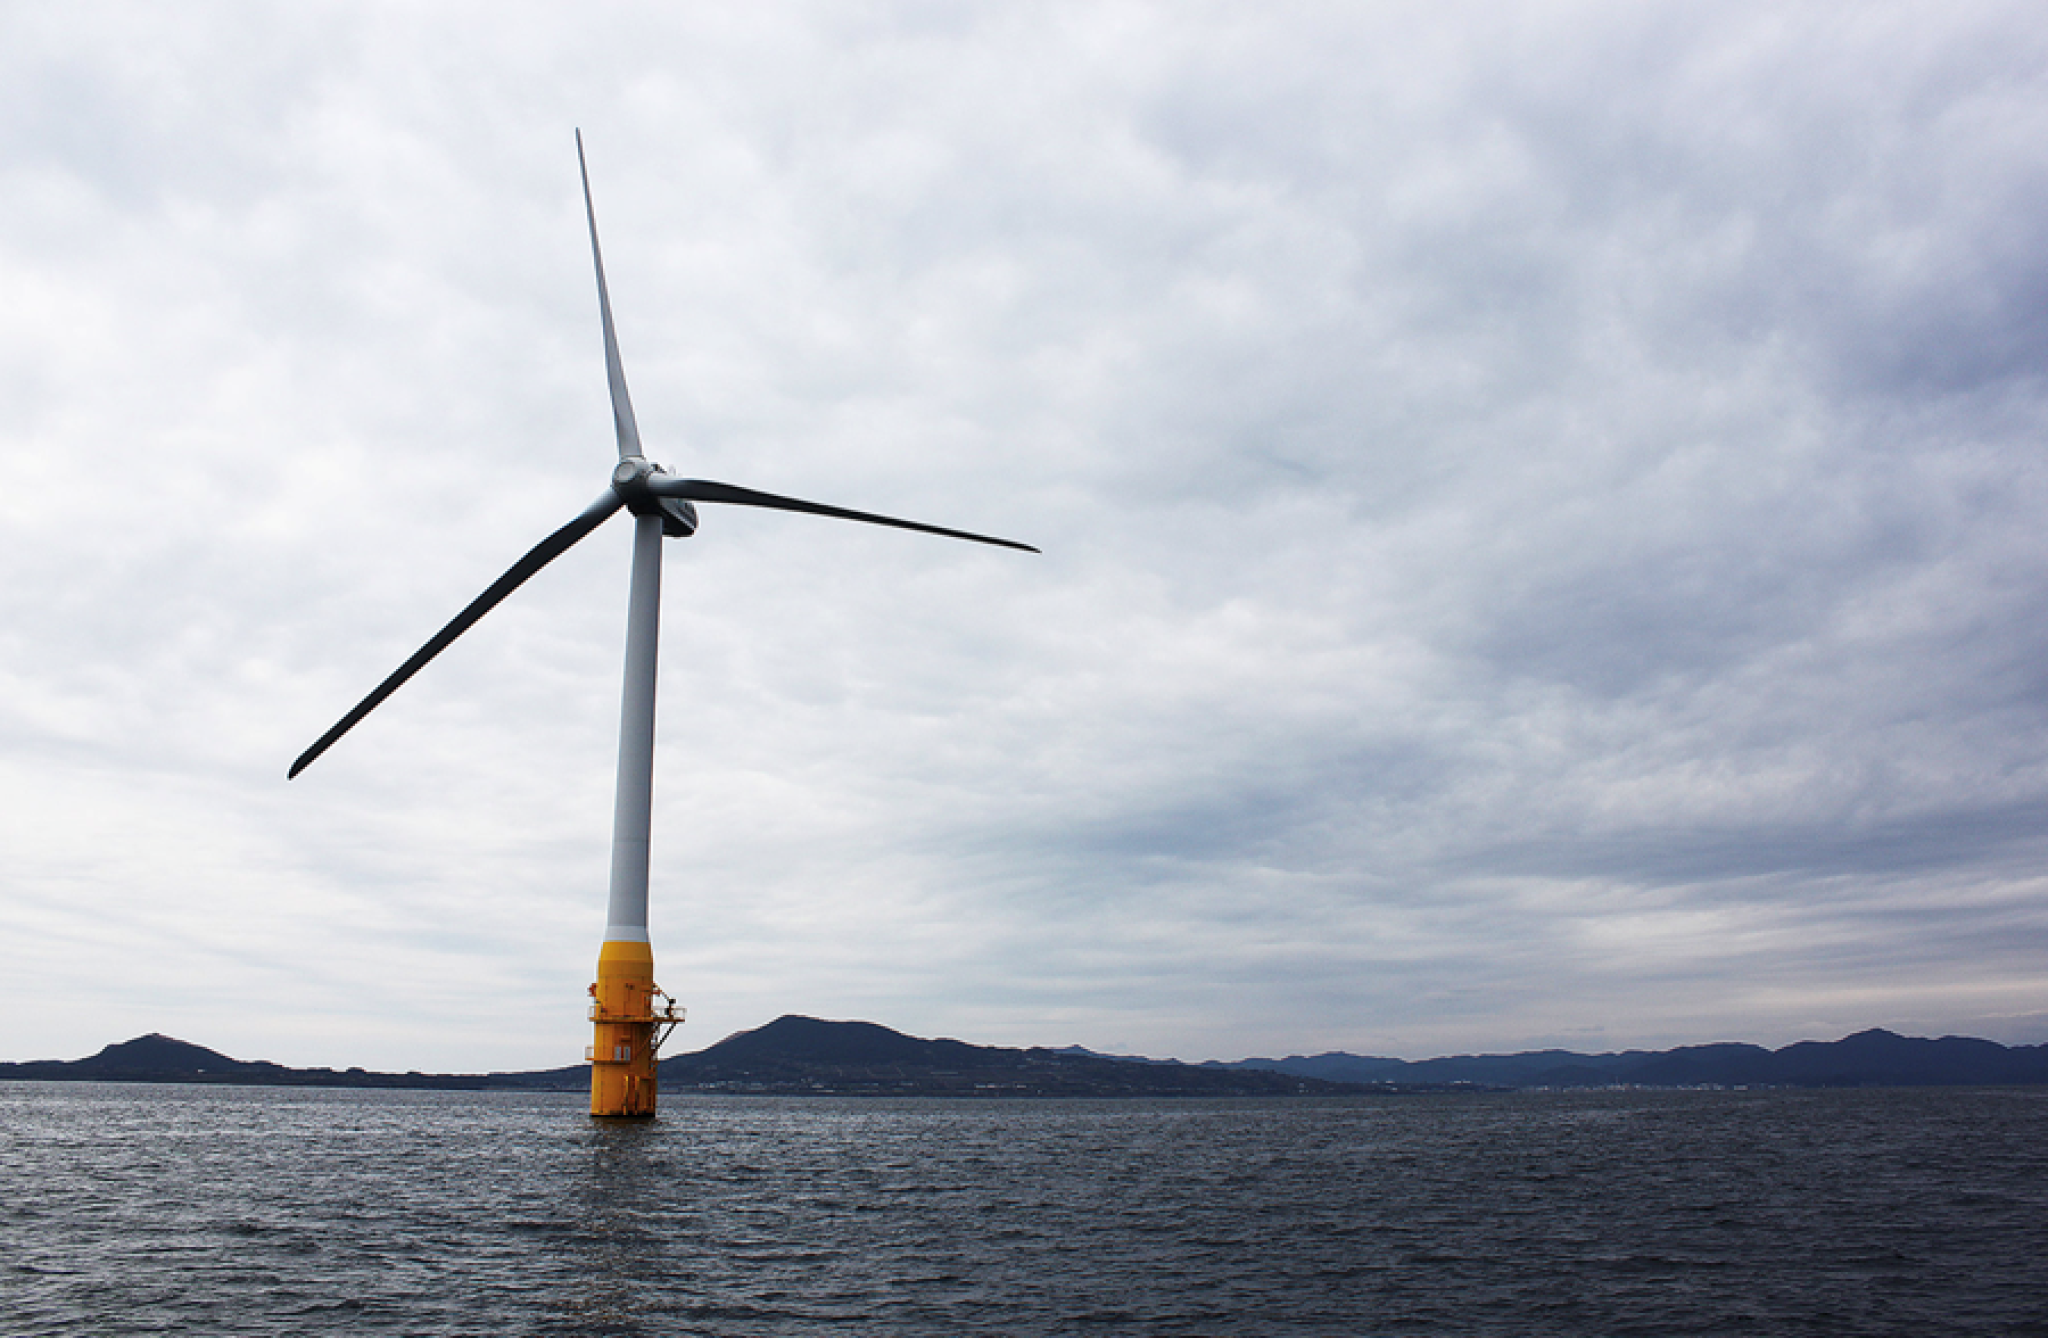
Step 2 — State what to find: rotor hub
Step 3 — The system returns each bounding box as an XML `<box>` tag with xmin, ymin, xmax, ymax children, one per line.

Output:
<box><xmin>609</xmin><ymin>458</ymin><xmax>697</xmax><ymax>537</ymax></box>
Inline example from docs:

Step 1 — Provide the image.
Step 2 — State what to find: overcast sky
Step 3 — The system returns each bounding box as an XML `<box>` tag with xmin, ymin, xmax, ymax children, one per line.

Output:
<box><xmin>4</xmin><ymin>2</ymin><xmax>2046</xmax><ymax>1072</ymax></box>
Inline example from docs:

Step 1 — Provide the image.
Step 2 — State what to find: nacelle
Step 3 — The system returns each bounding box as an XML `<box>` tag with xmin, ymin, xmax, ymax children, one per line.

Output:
<box><xmin>658</xmin><ymin>496</ymin><xmax>698</xmax><ymax>537</ymax></box>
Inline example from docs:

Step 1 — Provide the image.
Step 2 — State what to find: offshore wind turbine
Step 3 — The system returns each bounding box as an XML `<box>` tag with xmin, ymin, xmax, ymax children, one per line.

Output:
<box><xmin>290</xmin><ymin>131</ymin><xmax>1035</xmax><ymax>1118</ymax></box>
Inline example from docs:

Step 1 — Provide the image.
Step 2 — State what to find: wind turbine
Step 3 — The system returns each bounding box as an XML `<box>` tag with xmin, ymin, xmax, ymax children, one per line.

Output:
<box><xmin>290</xmin><ymin>131</ymin><xmax>1036</xmax><ymax>1118</ymax></box>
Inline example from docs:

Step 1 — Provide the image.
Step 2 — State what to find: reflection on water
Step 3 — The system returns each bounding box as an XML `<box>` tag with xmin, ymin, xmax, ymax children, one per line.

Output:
<box><xmin>559</xmin><ymin>1117</ymin><xmax>671</xmax><ymax>1335</ymax></box>
<box><xmin>3</xmin><ymin>1083</ymin><xmax>2045</xmax><ymax>1336</ymax></box>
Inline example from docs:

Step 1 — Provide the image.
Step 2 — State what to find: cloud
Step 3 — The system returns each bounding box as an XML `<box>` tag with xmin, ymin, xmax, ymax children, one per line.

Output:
<box><xmin>3</xmin><ymin>1</ymin><xmax>2046</xmax><ymax>1070</ymax></box>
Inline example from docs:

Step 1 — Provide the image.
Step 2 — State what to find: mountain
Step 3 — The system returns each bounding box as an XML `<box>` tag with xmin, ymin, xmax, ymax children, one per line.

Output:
<box><xmin>6</xmin><ymin>1022</ymin><xmax>2046</xmax><ymax>1094</ymax></box>
<box><xmin>1215</xmin><ymin>1029</ymin><xmax>2048</xmax><ymax>1089</ymax></box>
<box><xmin>56</xmin><ymin>1033</ymin><xmax>262</xmax><ymax>1079</ymax></box>
<box><xmin>0</xmin><ymin>1033</ymin><xmax>498</xmax><ymax>1090</ymax></box>
<box><xmin>657</xmin><ymin>1016</ymin><xmax>1363</xmax><ymax>1096</ymax></box>
<box><xmin>0</xmin><ymin>1019</ymin><xmax>1363</xmax><ymax>1096</ymax></box>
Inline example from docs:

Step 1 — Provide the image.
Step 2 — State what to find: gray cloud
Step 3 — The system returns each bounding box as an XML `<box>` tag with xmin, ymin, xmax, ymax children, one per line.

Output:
<box><xmin>3</xmin><ymin>2</ymin><xmax>2046</xmax><ymax>1070</ymax></box>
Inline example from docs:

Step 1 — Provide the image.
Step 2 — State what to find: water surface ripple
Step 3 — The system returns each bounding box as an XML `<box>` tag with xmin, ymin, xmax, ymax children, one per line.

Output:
<box><xmin>3</xmin><ymin>1083</ymin><xmax>2043</xmax><ymax>1335</ymax></box>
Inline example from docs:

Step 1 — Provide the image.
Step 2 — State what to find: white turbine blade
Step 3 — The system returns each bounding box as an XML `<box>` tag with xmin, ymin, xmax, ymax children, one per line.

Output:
<box><xmin>576</xmin><ymin>129</ymin><xmax>644</xmax><ymax>461</ymax></box>
<box><xmin>289</xmin><ymin>489</ymin><xmax>627</xmax><ymax>778</ymax></box>
<box><xmin>643</xmin><ymin>476</ymin><xmax>1040</xmax><ymax>553</ymax></box>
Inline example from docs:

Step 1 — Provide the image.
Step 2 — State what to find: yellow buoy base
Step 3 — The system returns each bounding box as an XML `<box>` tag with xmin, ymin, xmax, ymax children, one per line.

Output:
<box><xmin>588</xmin><ymin>939</ymin><xmax>682</xmax><ymax>1118</ymax></box>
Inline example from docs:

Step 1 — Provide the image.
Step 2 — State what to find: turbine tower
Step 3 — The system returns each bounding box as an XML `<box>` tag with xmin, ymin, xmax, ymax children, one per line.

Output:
<box><xmin>290</xmin><ymin>132</ymin><xmax>1035</xmax><ymax>1118</ymax></box>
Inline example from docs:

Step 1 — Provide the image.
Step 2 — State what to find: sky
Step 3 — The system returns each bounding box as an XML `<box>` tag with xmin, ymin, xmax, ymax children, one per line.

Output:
<box><xmin>3</xmin><ymin>2</ymin><xmax>2046</xmax><ymax>1072</ymax></box>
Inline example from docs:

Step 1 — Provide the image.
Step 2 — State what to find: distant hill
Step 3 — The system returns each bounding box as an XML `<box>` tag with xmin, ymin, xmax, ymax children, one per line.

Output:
<box><xmin>0</xmin><ymin>1033</ymin><xmax>497</xmax><ymax>1090</ymax></box>
<box><xmin>0</xmin><ymin>1019</ymin><xmax>1360</xmax><ymax>1097</ymax></box>
<box><xmin>654</xmin><ymin>1016</ymin><xmax>1363</xmax><ymax>1096</ymax></box>
<box><xmin>1206</xmin><ymin>1029</ymin><xmax>2048</xmax><ymax>1089</ymax></box>
<box><xmin>5</xmin><ymin>1022</ymin><xmax>2045</xmax><ymax>1094</ymax></box>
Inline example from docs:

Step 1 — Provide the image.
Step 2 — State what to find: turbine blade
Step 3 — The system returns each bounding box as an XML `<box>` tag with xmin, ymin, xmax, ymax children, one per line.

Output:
<box><xmin>576</xmin><ymin>129</ymin><xmax>643</xmax><ymax>461</ymax></box>
<box><xmin>643</xmin><ymin>476</ymin><xmax>1040</xmax><ymax>553</ymax></box>
<box><xmin>289</xmin><ymin>490</ymin><xmax>627</xmax><ymax>779</ymax></box>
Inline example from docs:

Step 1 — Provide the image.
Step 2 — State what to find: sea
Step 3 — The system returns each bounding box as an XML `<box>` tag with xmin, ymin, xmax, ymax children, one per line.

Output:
<box><xmin>2</xmin><ymin>1082</ymin><xmax>2043</xmax><ymax>1336</ymax></box>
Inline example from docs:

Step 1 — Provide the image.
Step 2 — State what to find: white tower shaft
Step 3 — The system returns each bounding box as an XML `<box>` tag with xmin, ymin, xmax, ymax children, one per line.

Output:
<box><xmin>604</xmin><ymin>511</ymin><xmax>664</xmax><ymax>941</ymax></box>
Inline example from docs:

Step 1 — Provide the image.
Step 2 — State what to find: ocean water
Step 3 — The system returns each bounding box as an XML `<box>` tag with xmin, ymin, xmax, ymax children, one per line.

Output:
<box><xmin>2</xmin><ymin>1083</ymin><xmax>2043</xmax><ymax>1336</ymax></box>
